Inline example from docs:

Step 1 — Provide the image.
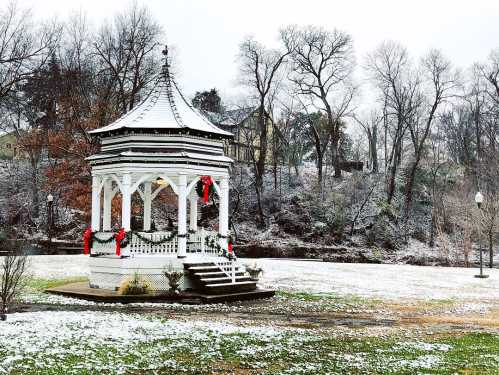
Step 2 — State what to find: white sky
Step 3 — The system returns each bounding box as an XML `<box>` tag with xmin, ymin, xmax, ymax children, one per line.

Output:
<box><xmin>16</xmin><ymin>0</ymin><xmax>499</xmax><ymax>102</ymax></box>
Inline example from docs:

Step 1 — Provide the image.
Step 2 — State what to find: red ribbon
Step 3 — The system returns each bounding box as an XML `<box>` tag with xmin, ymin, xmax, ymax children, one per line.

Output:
<box><xmin>83</xmin><ymin>228</ymin><xmax>93</xmax><ymax>255</ymax></box>
<box><xmin>228</xmin><ymin>242</ymin><xmax>233</xmax><ymax>254</ymax></box>
<box><xmin>200</xmin><ymin>176</ymin><xmax>213</xmax><ymax>204</ymax></box>
<box><xmin>115</xmin><ymin>228</ymin><xmax>127</xmax><ymax>257</ymax></box>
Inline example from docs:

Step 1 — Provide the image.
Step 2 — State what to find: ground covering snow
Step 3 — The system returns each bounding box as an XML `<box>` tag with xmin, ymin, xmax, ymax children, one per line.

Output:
<box><xmin>28</xmin><ymin>255</ymin><xmax>499</xmax><ymax>301</ymax></box>
<box><xmin>1</xmin><ymin>310</ymin><xmax>498</xmax><ymax>374</ymax></box>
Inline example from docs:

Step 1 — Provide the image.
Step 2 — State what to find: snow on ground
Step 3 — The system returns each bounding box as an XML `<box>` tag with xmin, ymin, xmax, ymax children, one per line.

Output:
<box><xmin>0</xmin><ymin>310</ymin><xmax>291</xmax><ymax>374</ymax></box>
<box><xmin>27</xmin><ymin>255</ymin><xmax>499</xmax><ymax>301</ymax></box>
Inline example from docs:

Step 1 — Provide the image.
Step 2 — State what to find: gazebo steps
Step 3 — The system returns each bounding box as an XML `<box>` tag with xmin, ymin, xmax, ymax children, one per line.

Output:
<box><xmin>200</xmin><ymin>276</ymin><xmax>252</xmax><ymax>284</ymax></box>
<box><xmin>185</xmin><ymin>262</ymin><xmax>257</xmax><ymax>295</ymax></box>
<box><xmin>205</xmin><ymin>281</ymin><xmax>257</xmax><ymax>294</ymax></box>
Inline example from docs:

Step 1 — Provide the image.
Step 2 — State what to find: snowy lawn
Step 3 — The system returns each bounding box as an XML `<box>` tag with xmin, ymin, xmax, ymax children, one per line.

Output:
<box><xmin>0</xmin><ymin>310</ymin><xmax>498</xmax><ymax>374</ymax></box>
<box><xmin>28</xmin><ymin>255</ymin><xmax>499</xmax><ymax>301</ymax></box>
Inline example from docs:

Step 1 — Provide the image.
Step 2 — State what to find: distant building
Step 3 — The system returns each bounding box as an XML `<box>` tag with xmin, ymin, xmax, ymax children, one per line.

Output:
<box><xmin>0</xmin><ymin>131</ymin><xmax>21</xmax><ymax>159</ymax></box>
<box><xmin>202</xmin><ymin>107</ymin><xmax>272</xmax><ymax>164</ymax></box>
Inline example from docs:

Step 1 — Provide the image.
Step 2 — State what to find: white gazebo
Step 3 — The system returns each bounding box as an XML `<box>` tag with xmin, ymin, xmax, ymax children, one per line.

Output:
<box><xmin>85</xmin><ymin>47</ymin><xmax>255</xmax><ymax>294</ymax></box>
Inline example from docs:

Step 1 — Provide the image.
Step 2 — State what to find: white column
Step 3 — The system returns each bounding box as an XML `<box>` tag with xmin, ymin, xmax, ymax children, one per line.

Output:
<box><xmin>91</xmin><ymin>175</ymin><xmax>101</xmax><ymax>231</ymax></box>
<box><xmin>103</xmin><ymin>179</ymin><xmax>113</xmax><ymax>231</ymax></box>
<box><xmin>218</xmin><ymin>176</ymin><xmax>229</xmax><ymax>251</ymax></box>
<box><xmin>143</xmin><ymin>181</ymin><xmax>152</xmax><ymax>231</ymax></box>
<box><xmin>189</xmin><ymin>194</ymin><xmax>198</xmax><ymax>231</ymax></box>
<box><xmin>177</xmin><ymin>174</ymin><xmax>187</xmax><ymax>258</ymax></box>
<box><xmin>121</xmin><ymin>173</ymin><xmax>131</xmax><ymax>231</ymax></box>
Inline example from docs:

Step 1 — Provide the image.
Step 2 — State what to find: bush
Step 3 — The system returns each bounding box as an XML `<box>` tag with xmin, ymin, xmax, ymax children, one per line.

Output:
<box><xmin>118</xmin><ymin>273</ymin><xmax>153</xmax><ymax>295</ymax></box>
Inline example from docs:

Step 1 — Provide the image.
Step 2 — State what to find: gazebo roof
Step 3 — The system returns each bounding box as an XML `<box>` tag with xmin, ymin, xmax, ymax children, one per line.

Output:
<box><xmin>89</xmin><ymin>47</ymin><xmax>233</xmax><ymax>139</ymax></box>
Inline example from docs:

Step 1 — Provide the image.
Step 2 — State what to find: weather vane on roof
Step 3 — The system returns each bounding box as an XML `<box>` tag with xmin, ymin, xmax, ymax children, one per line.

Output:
<box><xmin>161</xmin><ymin>45</ymin><xmax>170</xmax><ymax>69</ymax></box>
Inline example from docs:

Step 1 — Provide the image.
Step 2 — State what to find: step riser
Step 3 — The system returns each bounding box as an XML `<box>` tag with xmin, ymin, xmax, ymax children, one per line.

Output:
<box><xmin>200</xmin><ymin>277</ymin><xmax>252</xmax><ymax>284</ymax></box>
<box><xmin>204</xmin><ymin>284</ymin><xmax>257</xmax><ymax>294</ymax></box>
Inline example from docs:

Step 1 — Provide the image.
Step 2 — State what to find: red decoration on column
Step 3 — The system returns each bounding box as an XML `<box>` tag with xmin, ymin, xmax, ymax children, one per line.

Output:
<box><xmin>115</xmin><ymin>228</ymin><xmax>127</xmax><ymax>257</ymax></box>
<box><xmin>200</xmin><ymin>176</ymin><xmax>213</xmax><ymax>204</ymax></box>
<box><xmin>83</xmin><ymin>228</ymin><xmax>93</xmax><ymax>255</ymax></box>
<box><xmin>228</xmin><ymin>241</ymin><xmax>233</xmax><ymax>254</ymax></box>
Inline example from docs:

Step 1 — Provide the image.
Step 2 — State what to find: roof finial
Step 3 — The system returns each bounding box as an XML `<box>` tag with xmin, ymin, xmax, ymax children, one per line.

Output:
<box><xmin>161</xmin><ymin>45</ymin><xmax>170</xmax><ymax>75</ymax></box>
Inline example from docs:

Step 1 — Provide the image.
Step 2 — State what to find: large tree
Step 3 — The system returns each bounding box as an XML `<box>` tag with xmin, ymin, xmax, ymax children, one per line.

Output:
<box><xmin>237</xmin><ymin>36</ymin><xmax>291</xmax><ymax>226</ymax></box>
<box><xmin>192</xmin><ymin>88</ymin><xmax>223</xmax><ymax>113</ymax></box>
<box><xmin>282</xmin><ymin>25</ymin><xmax>355</xmax><ymax>181</ymax></box>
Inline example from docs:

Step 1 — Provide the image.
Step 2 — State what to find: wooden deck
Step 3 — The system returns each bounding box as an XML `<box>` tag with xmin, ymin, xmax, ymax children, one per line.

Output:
<box><xmin>46</xmin><ymin>282</ymin><xmax>275</xmax><ymax>304</ymax></box>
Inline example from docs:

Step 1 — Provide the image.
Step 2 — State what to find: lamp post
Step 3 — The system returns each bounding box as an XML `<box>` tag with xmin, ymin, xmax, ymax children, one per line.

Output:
<box><xmin>474</xmin><ymin>192</ymin><xmax>488</xmax><ymax>279</ymax></box>
<box><xmin>47</xmin><ymin>194</ymin><xmax>54</xmax><ymax>249</ymax></box>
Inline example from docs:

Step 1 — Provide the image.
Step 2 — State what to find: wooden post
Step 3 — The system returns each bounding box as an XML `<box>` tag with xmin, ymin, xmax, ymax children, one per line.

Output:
<box><xmin>121</xmin><ymin>173</ymin><xmax>131</xmax><ymax>231</ymax></box>
<box><xmin>143</xmin><ymin>181</ymin><xmax>152</xmax><ymax>231</ymax></box>
<box><xmin>177</xmin><ymin>174</ymin><xmax>187</xmax><ymax>258</ymax></box>
<box><xmin>91</xmin><ymin>175</ymin><xmax>101</xmax><ymax>231</ymax></box>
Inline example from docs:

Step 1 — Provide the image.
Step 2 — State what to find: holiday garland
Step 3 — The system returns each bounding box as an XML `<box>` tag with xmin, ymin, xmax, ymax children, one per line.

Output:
<box><xmin>132</xmin><ymin>230</ymin><xmax>178</xmax><ymax>245</ymax></box>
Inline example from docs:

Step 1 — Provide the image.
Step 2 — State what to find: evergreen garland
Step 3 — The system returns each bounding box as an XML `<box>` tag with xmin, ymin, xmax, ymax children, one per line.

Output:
<box><xmin>92</xmin><ymin>233</ymin><xmax>115</xmax><ymax>244</ymax></box>
<box><xmin>132</xmin><ymin>231</ymin><xmax>178</xmax><ymax>245</ymax></box>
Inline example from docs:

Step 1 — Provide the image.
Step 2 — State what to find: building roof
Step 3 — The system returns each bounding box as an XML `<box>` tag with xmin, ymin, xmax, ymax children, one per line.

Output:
<box><xmin>202</xmin><ymin>107</ymin><xmax>257</xmax><ymax>127</ymax></box>
<box><xmin>89</xmin><ymin>49</ymin><xmax>233</xmax><ymax>139</ymax></box>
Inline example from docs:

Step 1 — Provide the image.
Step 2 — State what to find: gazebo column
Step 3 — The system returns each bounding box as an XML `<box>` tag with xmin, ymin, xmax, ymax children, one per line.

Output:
<box><xmin>189</xmin><ymin>194</ymin><xmax>198</xmax><ymax>231</ymax></box>
<box><xmin>143</xmin><ymin>181</ymin><xmax>152</xmax><ymax>231</ymax></box>
<box><xmin>102</xmin><ymin>179</ymin><xmax>113</xmax><ymax>231</ymax></box>
<box><xmin>218</xmin><ymin>176</ymin><xmax>229</xmax><ymax>251</ymax></box>
<box><xmin>177</xmin><ymin>174</ymin><xmax>187</xmax><ymax>258</ymax></box>
<box><xmin>91</xmin><ymin>175</ymin><xmax>101</xmax><ymax>231</ymax></box>
<box><xmin>121</xmin><ymin>173</ymin><xmax>132</xmax><ymax>231</ymax></box>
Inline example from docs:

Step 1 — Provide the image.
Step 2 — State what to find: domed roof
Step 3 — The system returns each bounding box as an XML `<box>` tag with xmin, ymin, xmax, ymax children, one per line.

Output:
<box><xmin>89</xmin><ymin>47</ymin><xmax>232</xmax><ymax>139</ymax></box>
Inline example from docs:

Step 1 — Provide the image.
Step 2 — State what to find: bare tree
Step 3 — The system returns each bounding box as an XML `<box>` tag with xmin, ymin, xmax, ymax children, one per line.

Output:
<box><xmin>0</xmin><ymin>236</ymin><xmax>28</xmax><ymax>321</ymax></box>
<box><xmin>93</xmin><ymin>2</ymin><xmax>162</xmax><ymax>115</ymax></box>
<box><xmin>366</xmin><ymin>41</ymin><xmax>420</xmax><ymax>204</ymax></box>
<box><xmin>237</xmin><ymin>37</ymin><xmax>291</xmax><ymax>226</ymax></box>
<box><xmin>353</xmin><ymin>110</ymin><xmax>382</xmax><ymax>173</ymax></box>
<box><xmin>283</xmin><ymin>25</ymin><xmax>355</xmax><ymax>180</ymax></box>
<box><xmin>0</xmin><ymin>1</ymin><xmax>60</xmax><ymax>104</ymax></box>
<box><xmin>403</xmin><ymin>50</ymin><xmax>457</xmax><ymax>222</ymax></box>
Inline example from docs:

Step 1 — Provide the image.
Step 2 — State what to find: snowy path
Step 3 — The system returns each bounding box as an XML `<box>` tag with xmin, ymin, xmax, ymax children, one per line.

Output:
<box><xmin>27</xmin><ymin>255</ymin><xmax>499</xmax><ymax>301</ymax></box>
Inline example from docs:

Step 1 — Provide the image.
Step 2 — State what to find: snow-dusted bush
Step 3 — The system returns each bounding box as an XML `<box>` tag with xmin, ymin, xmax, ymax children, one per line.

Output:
<box><xmin>118</xmin><ymin>273</ymin><xmax>153</xmax><ymax>295</ymax></box>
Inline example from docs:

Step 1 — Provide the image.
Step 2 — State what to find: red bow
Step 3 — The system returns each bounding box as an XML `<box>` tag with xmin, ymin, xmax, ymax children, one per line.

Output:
<box><xmin>115</xmin><ymin>228</ymin><xmax>127</xmax><ymax>257</ymax></box>
<box><xmin>83</xmin><ymin>228</ymin><xmax>93</xmax><ymax>255</ymax></box>
<box><xmin>200</xmin><ymin>176</ymin><xmax>213</xmax><ymax>204</ymax></box>
<box><xmin>228</xmin><ymin>241</ymin><xmax>233</xmax><ymax>253</ymax></box>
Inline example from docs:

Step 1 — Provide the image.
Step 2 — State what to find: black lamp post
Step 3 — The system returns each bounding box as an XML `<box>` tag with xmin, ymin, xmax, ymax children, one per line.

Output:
<box><xmin>47</xmin><ymin>194</ymin><xmax>54</xmax><ymax>248</ymax></box>
<box><xmin>474</xmin><ymin>191</ymin><xmax>488</xmax><ymax>279</ymax></box>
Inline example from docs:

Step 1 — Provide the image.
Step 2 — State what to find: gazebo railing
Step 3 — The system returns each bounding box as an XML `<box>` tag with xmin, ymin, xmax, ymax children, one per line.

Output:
<box><xmin>91</xmin><ymin>229</ymin><xmax>220</xmax><ymax>257</ymax></box>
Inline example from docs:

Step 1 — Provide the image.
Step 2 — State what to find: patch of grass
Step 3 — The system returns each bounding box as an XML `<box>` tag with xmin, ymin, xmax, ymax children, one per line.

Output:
<box><xmin>276</xmin><ymin>290</ymin><xmax>383</xmax><ymax>307</ymax></box>
<box><xmin>25</xmin><ymin>277</ymin><xmax>89</xmax><ymax>291</ymax></box>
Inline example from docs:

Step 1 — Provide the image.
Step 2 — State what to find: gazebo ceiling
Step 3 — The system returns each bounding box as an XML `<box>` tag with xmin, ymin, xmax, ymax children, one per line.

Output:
<box><xmin>89</xmin><ymin>46</ymin><xmax>233</xmax><ymax>140</ymax></box>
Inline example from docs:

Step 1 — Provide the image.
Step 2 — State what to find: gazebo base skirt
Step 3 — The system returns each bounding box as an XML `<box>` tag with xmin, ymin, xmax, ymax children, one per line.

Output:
<box><xmin>89</xmin><ymin>254</ymin><xmax>236</xmax><ymax>292</ymax></box>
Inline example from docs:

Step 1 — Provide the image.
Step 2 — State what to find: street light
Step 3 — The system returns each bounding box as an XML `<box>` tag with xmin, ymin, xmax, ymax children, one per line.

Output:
<box><xmin>474</xmin><ymin>191</ymin><xmax>488</xmax><ymax>279</ymax></box>
<box><xmin>47</xmin><ymin>194</ymin><xmax>54</xmax><ymax>249</ymax></box>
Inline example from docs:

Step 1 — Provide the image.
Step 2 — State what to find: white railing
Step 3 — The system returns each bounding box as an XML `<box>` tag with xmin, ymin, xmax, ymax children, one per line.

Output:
<box><xmin>91</xmin><ymin>229</ymin><xmax>220</xmax><ymax>257</ymax></box>
<box><xmin>128</xmin><ymin>232</ymin><xmax>178</xmax><ymax>255</ymax></box>
<box><xmin>214</xmin><ymin>259</ymin><xmax>239</xmax><ymax>283</ymax></box>
<box><xmin>91</xmin><ymin>232</ymin><xmax>116</xmax><ymax>256</ymax></box>
<box><xmin>188</xmin><ymin>228</ymin><xmax>219</xmax><ymax>256</ymax></box>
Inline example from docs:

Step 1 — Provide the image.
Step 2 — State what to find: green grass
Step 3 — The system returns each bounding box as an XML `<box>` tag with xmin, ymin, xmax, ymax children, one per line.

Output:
<box><xmin>25</xmin><ymin>276</ymin><xmax>89</xmax><ymax>291</ymax></box>
<box><xmin>276</xmin><ymin>290</ymin><xmax>383</xmax><ymax>307</ymax></box>
<box><xmin>4</xmin><ymin>326</ymin><xmax>498</xmax><ymax>374</ymax></box>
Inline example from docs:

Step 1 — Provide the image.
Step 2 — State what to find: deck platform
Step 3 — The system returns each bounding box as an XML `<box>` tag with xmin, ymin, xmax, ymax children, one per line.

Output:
<box><xmin>46</xmin><ymin>282</ymin><xmax>275</xmax><ymax>304</ymax></box>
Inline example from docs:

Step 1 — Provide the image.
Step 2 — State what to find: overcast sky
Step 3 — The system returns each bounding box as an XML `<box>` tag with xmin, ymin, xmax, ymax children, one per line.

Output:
<box><xmin>17</xmin><ymin>0</ymin><xmax>499</xmax><ymax>102</ymax></box>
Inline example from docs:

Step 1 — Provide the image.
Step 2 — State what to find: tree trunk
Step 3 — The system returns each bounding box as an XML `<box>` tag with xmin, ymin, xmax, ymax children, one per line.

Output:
<box><xmin>256</xmin><ymin>103</ymin><xmax>267</xmax><ymax>194</ymax></box>
<box><xmin>489</xmin><ymin>231</ymin><xmax>494</xmax><ymax>268</ymax></box>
